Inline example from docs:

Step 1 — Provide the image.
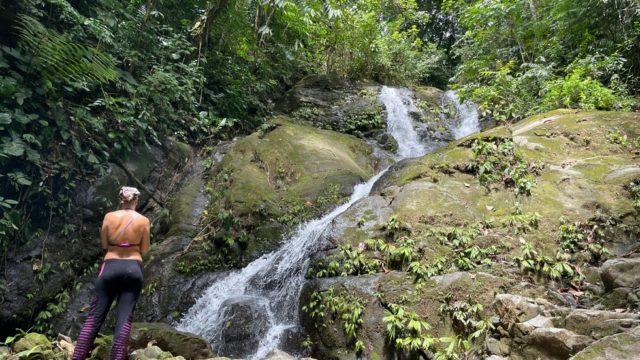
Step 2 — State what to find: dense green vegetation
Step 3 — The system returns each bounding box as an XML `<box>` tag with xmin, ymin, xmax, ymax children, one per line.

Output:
<box><xmin>1</xmin><ymin>0</ymin><xmax>638</xmax><ymax>269</ymax></box>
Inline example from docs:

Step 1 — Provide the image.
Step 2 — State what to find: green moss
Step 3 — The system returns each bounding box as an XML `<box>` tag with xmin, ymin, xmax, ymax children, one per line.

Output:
<box><xmin>166</xmin><ymin>177</ymin><xmax>204</xmax><ymax>237</ymax></box>
<box><xmin>12</xmin><ymin>333</ymin><xmax>52</xmax><ymax>353</ymax></box>
<box><xmin>191</xmin><ymin>117</ymin><xmax>377</xmax><ymax>272</ymax></box>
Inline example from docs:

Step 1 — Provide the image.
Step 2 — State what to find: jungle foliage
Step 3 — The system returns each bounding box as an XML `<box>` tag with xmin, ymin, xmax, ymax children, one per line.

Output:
<box><xmin>1</xmin><ymin>0</ymin><xmax>639</xmax><ymax>265</ymax></box>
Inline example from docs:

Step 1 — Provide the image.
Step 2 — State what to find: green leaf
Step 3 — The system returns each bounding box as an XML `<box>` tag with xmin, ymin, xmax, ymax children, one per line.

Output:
<box><xmin>0</xmin><ymin>113</ymin><xmax>10</xmax><ymax>124</ymax></box>
<box><xmin>1</xmin><ymin>140</ymin><xmax>26</xmax><ymax>157</ymax></box>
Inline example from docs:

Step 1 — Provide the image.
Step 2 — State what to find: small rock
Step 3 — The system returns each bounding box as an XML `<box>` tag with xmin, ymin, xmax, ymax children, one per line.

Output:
<box><xmin>0</xmin><ymin>346</ymin><xmax>11</xmax><ymax>356</ymax></box>
<box><xmin>600</xmin><ymin>257</ymin><xmax>640</xmax><ymax>290</ymax></box>
<box><xmin>130</xmin><ymin>344</ymin><xmax>185</xmax><ymax>360</ymax></box>
<box><xmin>515</xmin><ymin>315</ymin><xmax>554</xmax><ymax>336</ymax></box>
<box><xmin>493</xmin><ymin>294</ymin><xmax>546</xmax><ymax>324</ymax></box>
<box><xmin>57</xmin><ymin>338</ymin><xmax>74</xmax><ymax>360</ymax></box>
<box><xmin>486</xmin><ymin>337</ymin><xmax>510</xmax><ymax>356</ymax></box>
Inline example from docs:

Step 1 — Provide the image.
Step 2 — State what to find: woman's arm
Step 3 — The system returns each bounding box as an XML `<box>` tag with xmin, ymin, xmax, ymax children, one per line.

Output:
<box><xmin>140</xmin><ymin>217</ymin><xmax>151</xmax><ymax>254</ymax></box>
<box><xmin>100</xmin><ymin>213</ymin><xmax>110</xmax><ymax>249</ymax></box>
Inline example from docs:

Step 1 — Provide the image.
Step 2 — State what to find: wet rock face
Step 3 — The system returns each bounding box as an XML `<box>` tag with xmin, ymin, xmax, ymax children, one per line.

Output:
<box><xmin>299</xmin><ymin>275</ymin><xmax>387</xmax><ymax>360</ymax></box>
<box><xmin>216</xmin><ymin>297</ymin><xmax>270</xmax><ymax>358</ymax></box>
<box><xmin>0</xmin><ymin>139</ymin><xmax>193</xmax><ymax>337</ymax></box>
<box><xmin>564</xmin><ymin>309</ymin><xmax>640</xmax><ymax>339</ymax></box>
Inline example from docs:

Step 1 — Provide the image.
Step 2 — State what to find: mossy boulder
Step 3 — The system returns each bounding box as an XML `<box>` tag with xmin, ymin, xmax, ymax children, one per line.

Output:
<box><xmin>282</xmin><ymin>76</ymin><xmax>385</xmax><ymax>138</ymax></box>
<box><xmin>303</xmin><ymin>109</ymin><xmax>640</xmax><ymax>359</ymax></box>
<box><xmin>11</xmin><ymin>333</ymin><xmax>52</xmax><ymax>353</ymax></box>
<box><xmin>300</xmin><ymin>271</ymin><xmax>545</xmax><ymax>359</ymax></box>
<box><xmin>88</xmin><ymin>335</ymin><xmax>113</xmax><ymax>360</ymax></box>
<box><xmin>370</xmin><ymin>110</ymin><xmax>639</xmax><ymax>259</ymax></box>
<box><xmin>186</xmin><ymin>116</ymin><xmax>377</xmax><ymax>271</ymax></box>
<box><xmin>129</xmin><ymin>323</ymin><xmax>214</xmax><ymax>360</ymax></box>
<box><xmin>130</xmin><ymin>344</ymin><xmax>185</xmax><ymax>360</ymax></box>
<box><xmin>570</xmin><ymin>325</ymin><xmax>640</xmax><ymax>360</ymax></box>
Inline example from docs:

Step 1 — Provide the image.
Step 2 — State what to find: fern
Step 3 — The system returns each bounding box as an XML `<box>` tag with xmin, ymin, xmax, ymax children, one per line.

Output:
<box><xmin>16</xmin><ymin>15</ymin><xmax>116</xmax><ymax>84</ymax></box>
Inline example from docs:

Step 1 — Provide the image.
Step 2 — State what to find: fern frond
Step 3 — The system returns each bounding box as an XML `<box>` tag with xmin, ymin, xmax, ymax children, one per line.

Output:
<box><xmin>15</xmin><ymin>15</ymin><xmax>116</xmax><ymax>84</ymax></box>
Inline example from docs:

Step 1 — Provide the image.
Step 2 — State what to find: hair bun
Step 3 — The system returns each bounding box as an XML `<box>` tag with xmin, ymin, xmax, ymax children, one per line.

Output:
<box><xmin>119</xmin><ymin>186</ymin><xmax>141</xmax><ymax>202</ymax></box>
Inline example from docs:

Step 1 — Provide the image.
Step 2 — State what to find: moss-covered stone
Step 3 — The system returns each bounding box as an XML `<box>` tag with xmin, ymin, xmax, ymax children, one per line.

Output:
<box><xmin>570</xmin><ymin>325</ymin><xmax>640</xmax><ymax>360</ymax></box>
<box><xmin>129</xmin><ymin>323</ymin><xmax>214</xmax><ymax>360</ymax></box>
<box><xmin>371</xmin><ymin>110</ymin><xmax>639</xmax><ymax>259</ymax></box>
<box><xmin>12</xmin><ymin>333</ymin><xmax>52</xmax><ymax>353</ymax></box>
<box><xmin>191</xmin><ymin>116</ymin><xmax>377</xmax><ymax>270</ymax></box>
<box><xmin>306</xmin><ymin>109</ymin><xmax>640</xmax><ymax>359</ymax></box>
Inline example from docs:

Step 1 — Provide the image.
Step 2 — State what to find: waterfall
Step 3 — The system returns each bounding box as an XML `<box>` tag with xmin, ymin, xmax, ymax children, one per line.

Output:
<box><xmin>177</xmin><ymin>86</ymin><xmax>464</xmax><ymax>359</ymax></box>
<box><xmin>443</xmin><ymin>90</ymin><xmax>480</xmax><ymax>139</ymax></box>
<box><xmin>378</xmin><ymin>86</ymin><xmax>427</xmax><ymax>158</ymax></box>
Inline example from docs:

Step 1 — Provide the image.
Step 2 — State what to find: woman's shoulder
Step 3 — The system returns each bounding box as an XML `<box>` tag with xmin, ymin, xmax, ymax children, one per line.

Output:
<box><xmin>137</xmin><ymin>213</ymin><xmax>150</xmax><ymax>224</ymax></box>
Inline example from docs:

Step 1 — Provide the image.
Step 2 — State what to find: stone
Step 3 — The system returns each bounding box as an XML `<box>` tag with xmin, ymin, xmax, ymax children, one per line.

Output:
<box><xmin>12</xmin><ymin>333</ymin><xmax>52</xmax><ymax>353</ymax></box>
<box><xmin>564</xmin><ymin>309</ymin><xmax>640</xmax><ymax>339</ymax></box>
<box><xmin>600</xmin><ymin>257</ymin><xmax>640</xmax><ymax>290</ymax></box>
<box><xmin>486</xmin><ymin>337</ymin><xmax>510</xmax><ymax>356</ymax></box>
<box><xmin>130</xmin><ymin>344</ymin><xmax>185</xmax><ymax>360</ymax></box>
<box><xmin>216</xmin><ymin>297</ymin><xmax>270</xmax><ymax>358</ymax></box>
<box><xmin>524</xmin><ymin>327</ymin><xmax>593</xmax><ymax>359</ymax></box>
<box><xmin>0</xmin><ymin>346</ymin><xmax>12</xmax><ymax>360</ymax></box>
<box><xmin>493</xmin><ymin>294</ymin><xmax>546</xmax><ymax>325</ymax></box>
<box><xmin>129</xmin><ymin>323</ymin><xmax>214</xmax><ymax>360</ymax></box>
<box><xmin>515</xmin><ymin>315</ymin><xmax>554</xmax><ymax>336</ymax></box>
<box><xmin>200</xmin><ymin>116</ymin><xmax>378</xmax><ymax>262</ymax></box>
<box><xmin>570</xmin><ymin>325</ymin><xmax>640</xmax><ymax>360</ymax></box>
<box><xmin>264</xmin><ymin>349</ymin><xmax>295</xmax><ymax>360</ymax></box>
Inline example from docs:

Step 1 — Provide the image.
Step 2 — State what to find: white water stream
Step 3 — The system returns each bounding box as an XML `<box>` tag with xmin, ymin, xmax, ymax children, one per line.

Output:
<box><xmin>177</xmin><ymin>86</ymin><xmax>478</xmax><ymax>359</ymax></box>
<box><xmin>443</xmin><ymin>90</ymin><xmax>480</xmax><ymax>139</ymax></box>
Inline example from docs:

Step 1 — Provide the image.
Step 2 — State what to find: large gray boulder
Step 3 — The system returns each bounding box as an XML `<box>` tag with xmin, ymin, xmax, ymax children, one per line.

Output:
<box><xmin>600</xmin><ymin>257</ymin><xmax>640</xmax><ymax>290</ymax></box>
<box><xmin>216</xmin><ymin>297</ymin><xmax>270</xmax><ymax>358</ymax></box>
<box><xmin>564</xmin><ymin>309</ymin><xmax>640</xmax><ymax>339</ymax></box>
<box><xmin>523</xmin><ymin>327</ymin><xmax>593</xmax><ymax>359</ymax></box>
<box><xmin>129</xmin><ymin>322</ymin><xmax>214</xmax><ymax>360</ymax></box>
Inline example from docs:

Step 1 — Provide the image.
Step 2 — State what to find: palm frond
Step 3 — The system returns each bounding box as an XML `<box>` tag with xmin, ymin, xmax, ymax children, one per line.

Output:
<box><xmin>15</xmin><ymin>15</ymin><xmax>116</xmax><ymax>84</ymax></box>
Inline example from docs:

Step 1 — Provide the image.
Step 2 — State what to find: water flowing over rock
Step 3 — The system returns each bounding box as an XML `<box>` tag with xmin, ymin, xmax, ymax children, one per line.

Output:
<box><xmin>378</xmin><ymin>86</ymin><xmax>428</xmax><ymax>157</ymax></box>
<box><xmin>176</xmin><ymin>86</ymin><xmax>466</xmax><ymax>358</ymax></box>
<box><xmin>442</xmin><ymin>90</ymin><xmax>481</xmax><ymax>139</ymax></box>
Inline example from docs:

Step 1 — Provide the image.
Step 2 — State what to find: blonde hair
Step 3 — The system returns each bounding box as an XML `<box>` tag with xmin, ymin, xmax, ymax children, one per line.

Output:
<box><xmin>119</xmin><ymin>186</ymin><xmax>140</xmax><ymax>205</ymax></box>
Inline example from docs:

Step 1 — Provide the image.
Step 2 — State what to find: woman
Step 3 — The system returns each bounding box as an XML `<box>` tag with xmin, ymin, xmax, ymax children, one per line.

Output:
<box><xmin>72</xmin><ymin>186</ymin><xmax>151</xmax><ymax>360</ymax></box>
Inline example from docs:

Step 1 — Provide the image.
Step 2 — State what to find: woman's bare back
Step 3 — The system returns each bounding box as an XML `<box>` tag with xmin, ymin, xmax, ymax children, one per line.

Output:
<box><xmin>101</xmin><ymin>209</ymin><xmax>150</xmax><ymax>261</ymax></box>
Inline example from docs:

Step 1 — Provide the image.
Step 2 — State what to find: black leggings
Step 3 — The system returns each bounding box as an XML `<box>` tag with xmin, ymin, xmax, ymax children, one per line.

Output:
<box><xmin>72</xmin><ymin>259</ymin><xmax>143</xmax><ymax>360</ymax></box>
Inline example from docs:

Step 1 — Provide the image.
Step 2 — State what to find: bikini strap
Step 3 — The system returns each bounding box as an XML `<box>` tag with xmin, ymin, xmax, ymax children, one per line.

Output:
<box><xmin>110</xmin><ymin>212</ymin><xmax>139</xmax><ymax>244</ymax></box>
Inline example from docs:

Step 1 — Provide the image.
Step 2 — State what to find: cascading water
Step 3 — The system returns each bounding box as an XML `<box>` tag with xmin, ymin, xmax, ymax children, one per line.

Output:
<box><xmin>378</xmin><ymin>87</ymin><xmax>427</xmax><ymax>157</ymax></box>
<box><xmin>177</xmin><ymin>86</ymin><xmax>477</xmax><ymax>359</ymax></box>
<box><xmin>443</xmin><ymin>90</ymin><xmax>480</xmax><ymax>139</ymax></box>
